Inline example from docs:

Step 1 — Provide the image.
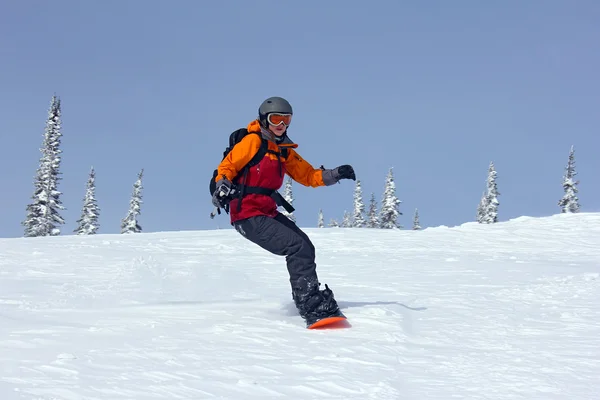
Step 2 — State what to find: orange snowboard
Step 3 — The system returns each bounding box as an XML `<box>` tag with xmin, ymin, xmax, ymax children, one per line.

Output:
<box><xmin>307</xmin><ymin>316</ymin><xmax>350</xmax><ymax>329</ymax></box>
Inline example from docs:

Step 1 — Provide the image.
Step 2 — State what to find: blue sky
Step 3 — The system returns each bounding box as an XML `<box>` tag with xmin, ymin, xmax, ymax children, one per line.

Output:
<box><xmin>1</xmin><ymin>0</ymin><xmax>599</xmax><ymax>238</ymax></box>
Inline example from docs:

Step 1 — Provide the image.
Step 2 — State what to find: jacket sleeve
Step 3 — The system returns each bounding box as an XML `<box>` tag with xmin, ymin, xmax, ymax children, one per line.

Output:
<box><xmin>284</xmin><ymin>148</ymin><xmax>326</xmax><ymax>188</ymax></box>
<box><xmin>216</xmin><ymin>134</ymin><xmax>263</xmax><ymax>182</ymax></box>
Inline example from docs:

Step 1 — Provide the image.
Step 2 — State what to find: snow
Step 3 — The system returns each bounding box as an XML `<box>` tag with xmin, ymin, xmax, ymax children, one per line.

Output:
<box><xmin>1</xmin><ymin>213</ymin><xmax>600</xmax><ymax>399</ymax></box>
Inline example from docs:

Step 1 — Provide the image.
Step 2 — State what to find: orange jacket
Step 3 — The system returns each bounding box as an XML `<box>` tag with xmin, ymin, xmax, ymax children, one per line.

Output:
<box><xmin>216</xmin><ymin>120</ymin><xmax>326</xmax><ymax>222</ymax></box>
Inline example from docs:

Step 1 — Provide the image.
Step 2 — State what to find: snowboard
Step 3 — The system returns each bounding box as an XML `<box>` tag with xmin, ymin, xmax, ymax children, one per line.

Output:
<box><xmin>306</xmin><ymin>310</ymin><xmax>350</xmax><ymax>329</ymax></box>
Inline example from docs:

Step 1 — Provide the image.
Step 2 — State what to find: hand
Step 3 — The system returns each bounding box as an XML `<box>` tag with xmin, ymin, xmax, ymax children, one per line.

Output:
<box><xmin>335</xmin><ymin>165</ymin><xmax>356</xmax><ymax>181</ymax></box>
<box><xmin>212</xmin><ymin>178</ymin><xmax>234</xmax><ymax>208</ymax></box>
<box><xmin>321</xmin><ymin>164</ymin><xmax>356</xmax><ymax>186</ymax></box>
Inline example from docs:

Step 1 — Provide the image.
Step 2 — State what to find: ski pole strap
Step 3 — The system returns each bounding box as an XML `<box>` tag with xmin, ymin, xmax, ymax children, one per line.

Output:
<box><xmin>239</xmin><ymin>186</ymin><xmax>295</xmax><ymax>213</ymax></box>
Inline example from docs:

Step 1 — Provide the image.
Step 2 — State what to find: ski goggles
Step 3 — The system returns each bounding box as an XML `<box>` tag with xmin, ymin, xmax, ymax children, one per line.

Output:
<box><xmin>267</xmin><ymin>113</ymin><xmax>292</xmax><ymax>127</ymax></box>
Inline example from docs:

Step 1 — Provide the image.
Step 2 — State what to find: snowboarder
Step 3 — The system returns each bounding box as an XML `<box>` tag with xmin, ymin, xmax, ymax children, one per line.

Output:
<box><xmin>211</xmin><ymin>96</ymin><xmax>356</xmax><ymax>326</ymax></box>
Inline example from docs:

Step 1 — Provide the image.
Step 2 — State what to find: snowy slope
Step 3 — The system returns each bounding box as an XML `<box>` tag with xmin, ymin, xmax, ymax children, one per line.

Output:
<box><xmin>1</xmin><ymin>213</ymin><xmax>599</xmax><ymax>400</ymax></box>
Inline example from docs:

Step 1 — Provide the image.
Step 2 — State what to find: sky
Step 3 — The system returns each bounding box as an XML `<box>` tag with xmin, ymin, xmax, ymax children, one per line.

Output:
<box><xmin>1</xmin><ymin>0</ymin><xmax>599</xmax><ymax>238</ymax></box>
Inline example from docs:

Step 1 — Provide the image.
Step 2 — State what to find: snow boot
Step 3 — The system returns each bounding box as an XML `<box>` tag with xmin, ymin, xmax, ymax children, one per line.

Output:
<box><xmin>291</xmin><ymin>275</ymin><xmax>342</xmax><ymax>327</ymax></box>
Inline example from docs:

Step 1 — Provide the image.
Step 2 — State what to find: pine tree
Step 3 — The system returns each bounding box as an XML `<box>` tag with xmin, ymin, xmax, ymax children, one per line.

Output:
<box><xmin>367</xmin><ymin>193</ymin><xmax>379</xmax><ymax>228</ymax></box>
<box><xmin>23</xmin><ymin>95</ymin><xmax>66</xmax><ymax>237</ymax></box>
<box><xmin>352</xmin><ymin>180</ymin><xmax>366</xmax><ymax>228</ymax></box>
<box><xmin>341</xmin><ymin>210</ymin><xmax>352</xmax><ymax>227</ymax></box>
<box><xmin>558</xmin><ymin>145</ymin><xmax>580</xmax><ymax>213</ymax></box>
<box><xmin>74</xmin><ymin>167</ymin><xmax>100</xmax><ymax>235</ymax></box>
<box><xmin>412</xmin><ymin>208</ymin><xmax>421</xmax><ymax>230</ymax></box>
<box><xmin>317</xmin><ymin>209</ymin><xmax>324</xmax><ymax>228</ymax></box>
<box><xmin>121</xmin><ymin>169</ymin><xmax>144</xmax><ymax>234</ymax></box>
<box><xmin>281</xmin><ymin>176</ymin><xmax>296</xmax><ymax>222</ymax></box>
<box><xmin>476</xmin><ymin>191</ymin><xmax>487</xmax><ymax>223</ymax></box>
<box><xmin>379</xmin><ymin>168</ymin><xmax>402</xmax><ymax>229</ymax></box>
<box><xmin>328</xmin><ymin>219</ymin><xmax>339</xmax><ymax>227</ymax></box>
<box><xmin>478</xmin><ymin>162</ymin><xmax>500</xmax><ymax>224</ymax></box>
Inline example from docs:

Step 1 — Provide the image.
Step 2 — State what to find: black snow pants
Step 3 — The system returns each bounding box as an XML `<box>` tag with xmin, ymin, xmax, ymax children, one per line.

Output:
<box><xmin>233</xmin><ymin>213</ymin><xmax>317</xmax><ymax>283</ymax></box>
<box><xmin>234</xmin><ymin>213</ymin><xmax>341</xmax><ymax>324</ymax></box>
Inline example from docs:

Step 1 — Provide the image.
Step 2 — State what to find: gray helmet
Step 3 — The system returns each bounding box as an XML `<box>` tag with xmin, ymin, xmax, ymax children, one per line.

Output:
<box><xmin>258</xmin><ymin>97</ymin><xmax>293</xmax><ymax>126</ymax></box>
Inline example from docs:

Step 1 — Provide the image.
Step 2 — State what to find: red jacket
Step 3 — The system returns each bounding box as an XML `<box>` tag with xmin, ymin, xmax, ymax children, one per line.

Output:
<box><xmin>216</xmin><ymin>120</ymin><xmax>327</xmax><ymax>223</ymax></box>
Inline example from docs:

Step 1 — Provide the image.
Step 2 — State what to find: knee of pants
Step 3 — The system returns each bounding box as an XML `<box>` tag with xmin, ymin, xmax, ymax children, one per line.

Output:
<box><xmin>299</xmin><ymin>235</ymin><xmax>316</xmax><ymax>256</ymax></box>
<box><xmin>287</xmin><ymin>238</ymin><xmax>313</xmax><ymax>260</ymax></box>
<box><xmin>300</xmin><ymin>239</ymin><xmax>316</xmax><ymax>260</ymax></box>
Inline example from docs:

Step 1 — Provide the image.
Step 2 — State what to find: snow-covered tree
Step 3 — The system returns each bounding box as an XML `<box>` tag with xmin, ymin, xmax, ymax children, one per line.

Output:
<box><xmin>558</xmin><ymin>145</ymin><xmax>580</xmax><ymax>213</ymax></box>
<box><xmin>317</xmin><ymin>209</ymin><xmax>324</xmax><ymax>228</ymax></box>
<box><xmin>412</xmin><ymin>208</ymin><xmax>421</xmax><ymax>230</ymax></box>
<box><xmin>379</xmin><ymin>168</ymin><xmax>402</xmax><ymax>229</ymax></box>
<box><xmin>281</xmin><ymin>176</ymin><xmax>296</xmax><ymax>222</ymax></box>
<box><xmin>478</xmin><ymin>162</ymin><xmax>500</xmax><ymax>224</ymax></box>
<box><xmin>121</xmin><ymin>169</ymin><xmax>144</xmax><ymax>234</ymax></box>
<box><xmin>476</xmin><ymin>191</ymin><xmax>487</xmax><ymax>223</ymax></box>
<box><xmin>23</xmin><ymin>95</ymin><xmax>65</xmax><ymax>237</ymax></box>
<box><xmin>352</xmin><ymin>180</ymin><xmax>366</xmax><ymax>228</ymax></box>
<box><xmin>367</xmin><ymin>193</ymin><xmax>379</xmax><ymax>228</ymax></box>
<box><xmin>74</xmin><ymin>167</ymin><xmax>100</xmax><ymax>235</ymax></box>
<box><xmin>328</xmin><ymin>218</ymin><xmax>339</xmax><ymax>228</ymax></box>
<box><xmin>341</xmin><ymin>211</ymin><xmax>352</xmax><ymax>228</ymax></box>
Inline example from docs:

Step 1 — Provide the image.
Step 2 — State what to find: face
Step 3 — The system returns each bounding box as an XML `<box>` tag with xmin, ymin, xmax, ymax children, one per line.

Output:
<box><xmin>269</xmin><ymin>123</ymin><xmax>287</xmax><ymax>136</ymax></box>
<box><xmin>266</xmin><ymin>113</ymin><xmax>292</xmax><ymax>137</ymax></box>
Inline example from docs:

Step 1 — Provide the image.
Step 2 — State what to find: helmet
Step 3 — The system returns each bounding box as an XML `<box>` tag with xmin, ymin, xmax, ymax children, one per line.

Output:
<box><xmin>258</xmin><ymin>97</ymin><xmax>293</xmax><ymax>127</ymax></box>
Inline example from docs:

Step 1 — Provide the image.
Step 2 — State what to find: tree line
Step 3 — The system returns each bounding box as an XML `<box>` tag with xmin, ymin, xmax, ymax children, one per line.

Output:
<box><xmin>282</xmin><ymin>151</ymin><xmax>581</xmax><ymax>230</ymax></box>
<box><xmin>22</xmin><ymin>95</ymin><xmax>144</xmax><ymax>237</ymax></box>
<box><xmin>21</xmin><ymin>95</ymin><xmax>582</xmax><ymax>237</ymax></box>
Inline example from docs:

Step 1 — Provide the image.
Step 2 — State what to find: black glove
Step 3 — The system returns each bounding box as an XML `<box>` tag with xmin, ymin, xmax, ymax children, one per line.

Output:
<box><xmin>335</xmin><ymin>165</ymin><xmax>356</xmax><ymax>181</ymax></box>
<box><xmin>321</xmin><ymin>164</ymin><xmax>356</xmax><ymax>186</ymax></box>
<box><xmin>212</xmin><ymin>178</ymin><xmax>234</xmax><ymax>208</ymax></box>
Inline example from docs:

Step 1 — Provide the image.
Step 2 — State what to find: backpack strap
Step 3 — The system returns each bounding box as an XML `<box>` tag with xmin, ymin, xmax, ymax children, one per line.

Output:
<box><xmin>238</xmin><ymin>186</ymin><xmax>295</xmax><ymax>214</ymax></box>
<box><xmin>245</xmin><ymin>136</ymin><xmax>269</xmax><ymax>169</ymax></box>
